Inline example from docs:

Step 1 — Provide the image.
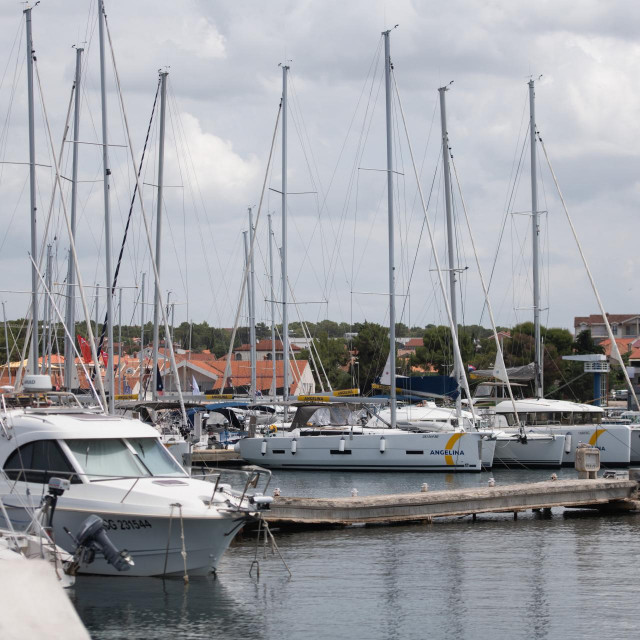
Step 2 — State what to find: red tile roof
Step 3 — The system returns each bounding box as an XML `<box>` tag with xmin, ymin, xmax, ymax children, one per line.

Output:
<box><xmin>235</xmin><ymin>340</ymin><xmax>301</xmax><ymax>352</ymax></box>
<box><xmin>574</xmin><ymin>314</ymin><xmax>639</xmax><ymax>326</ymax></box>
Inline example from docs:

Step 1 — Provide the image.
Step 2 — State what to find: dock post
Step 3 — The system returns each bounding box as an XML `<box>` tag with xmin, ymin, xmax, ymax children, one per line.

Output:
<box><xmin>575</xmin><ymin>445</ymin><xmax>600</xmax><ymax>480</ymax></box>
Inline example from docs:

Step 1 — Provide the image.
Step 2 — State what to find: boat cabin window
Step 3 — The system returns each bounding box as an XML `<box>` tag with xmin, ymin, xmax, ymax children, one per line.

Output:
<box><xmin>65</xmin><ymin>437</ymin><xmax>187</xmax><ymax>481</ymax></box>
<box><xmin>3</xmin><ymin>440</ymin><xmax>80</xmax><ymax>484</ymax></box>
<box><xmin>474</xmin><ymin>384</ymin><xmax>495</xmax><ymax>399</ymax></box>
<box><xmin>127</xmin><ymin>438</ymin><xmax>185</xmax><ymax>477</ymax></box>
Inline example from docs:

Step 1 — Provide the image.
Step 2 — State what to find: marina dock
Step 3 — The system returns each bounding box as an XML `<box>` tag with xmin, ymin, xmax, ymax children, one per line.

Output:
<box><xmin>191</xmin><ymin>449</ymin><xmax>244</xmax><ymax>466</ymax></box>
<box><xmin>261</xmin><ymin>477</ymin><xmax>639</xmax><ymax>529</ymax></box>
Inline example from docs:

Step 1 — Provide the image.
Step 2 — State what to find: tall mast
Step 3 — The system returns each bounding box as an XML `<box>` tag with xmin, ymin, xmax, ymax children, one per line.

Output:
<box><xmin>65</xmin><ymin>46</ymin><xmax>83</xmax><ymax>389</ymax></box>
<box><xmin>138</xmin><ymin>272</ymin><xmax>145</xmax><ymax>400</ymax></box>
<box><xmin>118</xmin><ymin>286</ymin><xmax>122</xmax><ymax>395</ymax></box>
<box><xmin>281</xmin><ymin>64</ymin><xmax>289</xmax><ymax>418</ymax></box>
<box><xmin>45</xmin><ymin>244</ymin><xmax>53</xmax><ymax>375</ymax></box>
<box><xmin>243</xmin><ymin>230</ymin><xmax>251</xmax><ymax>397</ymax></box>
<box><xmin>2</xmin><ymin>302</ymin><xmax>10</xmax><ymax>384</ymax></box>
<box><xmin>268</xmin><ymin>213</ymin><xmax>277</xmax><ymax>398</ymax></box>
<box><xmin>152</xmin><ymin>70</ymin><xmax>168</xmax><ymax>401</ymax></box>
<box><xmin>25</xmin><ymin>6</ymin><xmax>38</xmax><ymax>375</ymax></box>
<box><xmin>98</xmin><ymin>0</ymin><xmax>114</xmax><ymax>412</ymax></box>
<box><xmin>249</xmin><ymin>207</ymin><xmax>257</xmax><ymax>401</ymax></box>
<box><xmin>439</xmin><ymin>85</ymin><xmax>461</xmax><ymax>416</ymax></box>
<box><xmin>529</xmin><ymin>79</ymin><xmax>543</xmax><ymax>399</ymax></box>
<box><xmin>383</xmin><ymin>30</ymin><xmax>396</xmax><ymax>428</ymax></box>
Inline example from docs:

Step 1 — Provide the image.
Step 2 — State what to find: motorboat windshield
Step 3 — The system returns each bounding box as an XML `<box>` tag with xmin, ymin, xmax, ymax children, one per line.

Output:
<box><xmin>65</xmin><ymin>437</ymin><xmax>186</xmax><ymax>481</ymax></box>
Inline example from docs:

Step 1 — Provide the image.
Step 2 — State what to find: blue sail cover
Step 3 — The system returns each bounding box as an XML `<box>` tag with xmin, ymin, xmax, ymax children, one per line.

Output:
<box><xmin>396</xmin><ymin>375</ymin><xmax>459</xmax><ymax>400</ymax></box>
<box><xmin>375</xmin><ymin>375</ymin><xmax>459</xmax><ymax>400</ymax></box>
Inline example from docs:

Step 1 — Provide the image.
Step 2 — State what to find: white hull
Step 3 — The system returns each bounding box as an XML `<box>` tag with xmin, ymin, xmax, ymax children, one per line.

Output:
<box><xmin>480</xmin><ymin>438</ymin><xmax>496</xmax><ymax>470</ymax></box>
<box><xmin>2</xmin><ymin>502</ymin><xmax>244</xmax><ymax>577</ymax></box>
<box><xmin>239</xmin><ymin>431</ymin><xmax>489</xmax><ymax>472</ymax></box>
<box><xmin>630</xmin><ymin>426</ymin><xmax>640</xmax><ymax>465</ymax></box>
<box><xmin>489</xmin><ymin>432</ymin><xmax>566</xmax><ymax>468</ymax></box>
<box><xmin>555</xmin><ymin>424</ymin><xmax>630</xmax><ymax>466</ymax></box>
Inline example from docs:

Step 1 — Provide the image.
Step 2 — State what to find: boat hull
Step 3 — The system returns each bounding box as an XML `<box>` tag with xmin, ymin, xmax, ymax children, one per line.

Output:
<box><xmin>1</xmin><ymin>503</ymin><xmax>245</xmax><ymax>577</ymax></box>
<box><xmin>238</xmin><ymin>431</ymin><xmax>488</xmax><ymax>472</ymax></box>
<box><xmin>490</xmin><ymin>433</ymin><xmax>565</xmax><ymax>469</ymax></box>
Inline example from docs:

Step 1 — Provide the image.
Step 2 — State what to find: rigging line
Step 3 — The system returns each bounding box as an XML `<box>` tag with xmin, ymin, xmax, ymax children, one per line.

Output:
<box><xmin>220</xmin><ymin>100</ymin><xmax>282</xmax><ymax>392</ymax></box>
<box><xmin>392</xmin><ymin>70</ymin><xmax>478</xmax><ymax>422</ymax></box>
<box><xmin>104</xmin><ymin>8</ymin><xmax>188</xmax><ymax>426</ymax></box>
<box><xmin>0</xmin><ymin>16</ymin><xmax>24</xmax><ymax>157</ymax></box>
<box><xmin>327</xmin><ymin>60</ymin><xmax>386</xmax><ymax>317</ymax></box>
<box><xmin>94</xmin><ymin>77</ymin><xmax>161</xmax><ymax>362</ymax></box>
<box><xmin>30</xmin><ymin>255</ymin><xmax>103</xmax><ymax>408</ymax></box>
<box><xmin>481</xmin><ymin>120</ymin><xmax>530</xmax><ymax>325</ymax></box>
<box><xmin>165</xmin><ymin>86</ymin><xmax>234</xmax><ymax>321</ymax></box>
<box><xmin>399</xmin><ymin>152</ymin><xmax>441</xmax><ymax>325</ymax></box>
<box><xmin>30</xmin><ymin>58</ymin><xmax>107</xmax><ymax>407</ymax></box>
<box><xmin>293</xmin><ymin>39</ymin><xmax>385</xmax><ymax>309</ymax></box>
<box><xmin>450</xmin><ymin>154</ymin><xmax>523</xmax><ymax>428</ymax></box>
<box><xmin>539</xmin><ymin>133</ymin><xmax>640</xmax><ymax>410</ymax></box>
<box><xmin>323</xmin><ymin>43</ymin><xmax>385</xmax><ymax>312</ymax></box>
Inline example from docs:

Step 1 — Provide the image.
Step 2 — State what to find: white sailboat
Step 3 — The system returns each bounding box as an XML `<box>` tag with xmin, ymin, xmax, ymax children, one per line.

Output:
<box><xmin>238</xmin><ymin>32</ymin><xmax>489</xmax><ymax>472</ymax></box>
<box><xmin>480</xmin><ymin>79</ymin><xmax>631</xmax><ymax>467</ymax></box>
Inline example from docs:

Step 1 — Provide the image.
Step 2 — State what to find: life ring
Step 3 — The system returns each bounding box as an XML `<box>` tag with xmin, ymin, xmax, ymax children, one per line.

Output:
<box><xmin>268</xmin><ymin>423</ymin><xmax>278</xmax><ymax>433</ymax></box>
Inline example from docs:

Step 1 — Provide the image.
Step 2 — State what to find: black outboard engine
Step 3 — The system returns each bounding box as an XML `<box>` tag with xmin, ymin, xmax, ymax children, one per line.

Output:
<box><xmin>68</xmin><ymin>515</ymin><xmax>134</xmax><ymax>573</ymax></box>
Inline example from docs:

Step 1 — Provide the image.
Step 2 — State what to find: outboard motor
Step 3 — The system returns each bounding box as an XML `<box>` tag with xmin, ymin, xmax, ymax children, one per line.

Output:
<box><xmin>67</xmin><ymin>515</ymin><xmax>134</xmax><ymax>573</ymax></box>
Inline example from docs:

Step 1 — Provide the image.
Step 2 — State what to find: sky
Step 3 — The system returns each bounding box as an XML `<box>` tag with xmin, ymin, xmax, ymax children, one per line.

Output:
<box><xmin>0</xmin><ymin>0</ymin><xmax>639</xmax><ymax>340</ymax></box>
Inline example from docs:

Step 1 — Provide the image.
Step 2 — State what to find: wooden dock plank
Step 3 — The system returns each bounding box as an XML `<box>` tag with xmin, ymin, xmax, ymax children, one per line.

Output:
<box><xmin>262</xmin><ymin>479</ymin><xmax>638</xmax><ymax>528</ymax></box>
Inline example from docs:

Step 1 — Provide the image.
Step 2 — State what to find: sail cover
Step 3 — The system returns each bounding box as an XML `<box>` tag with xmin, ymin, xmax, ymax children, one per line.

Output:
<box><xmin>471</xmin><ymin>362</ymin><xmax>535</xmax><ymax>381</ymax></box>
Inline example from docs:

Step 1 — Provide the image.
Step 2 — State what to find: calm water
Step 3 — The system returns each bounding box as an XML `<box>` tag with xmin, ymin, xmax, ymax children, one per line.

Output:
<box><xmin>71</xmin><ymin>468</ymin><xmax>640</xmax><ymax>640</ymax></box>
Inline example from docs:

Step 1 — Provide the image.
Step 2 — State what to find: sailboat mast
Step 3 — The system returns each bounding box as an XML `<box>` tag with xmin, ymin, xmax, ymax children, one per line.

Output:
<box><xmin>98</xmin><ymin>0</ymin><xmax>114</xmax><ymax>411</ymax></box>
<box><xmin>65</xmin><ymin>46</ymin><xmax>83</xmax><ymax>390</ymax></box>
<box><xmin>2</xmin><ymin>302</ymin><xmax>10</xmax><ymax>384</ymax></box>
<box><xmin>281</xmin><ymin>64</ymin><xmax>289</xmax><ymax>418</ymax></box>
<box><xmin>383</xmin><ymin>30</ymin><xmax>397</xmax><ymax>427</ymax></box>
<box><xmin>139</xmin><ymin>272</ymin><xmax>145</xmax><ymax>400</ymax></box>
<box><xmin>249</xmin><ymin>207</ymin><xmax>257</xmax><ymax>402</ymax></box>
<box><xmin>45</xmin><ymin>244</ymin><xmax>53</xmax><ymax>375</ymax></box>
<box><xmin>152</xmin><ymin>70</ymin><xmax>168</xmax><ymax>401</ymax></box>
<box><xmin>268</xmin><ymin>213</ymin><xmax>277</xmax><ymax>398</ymax></box>
<box><xmin>439</xmin><ymin>86</ymin><xmax>461</xmax><ymax>415</ymax></box>
<box><xmin>25</xmin><ymin>7</ymin><xmax>38</xmax><ymax>375</ymax></box>
<box><xmin>529</xmin><ymin>79</ymin><xmax>543</xmax><ymax>399</ymax></box>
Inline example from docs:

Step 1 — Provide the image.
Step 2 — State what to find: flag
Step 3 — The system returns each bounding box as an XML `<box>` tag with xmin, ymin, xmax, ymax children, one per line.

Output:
<box><xmin>77</xmin><ymin>335</ymin><xmax>92</xmax><ymax>363</ymax></box>
<box><xmin>191</xmin><ymin>375</ymin><xmax>200</xmax><ymax>395</ymax></box>
<box><xmin>467</xmin><ymin>364</ymin><xmax>477</xmax><ymax>372</ymax></box>
<box><xmin>101</xmin><ymin>351</ymin><xmax>108</xmax><ymax>368</ymax></box>
<box><xmin>156</xmin><ymin>365</ymin><xmax>164</xmax><ymax>396</ymax></box>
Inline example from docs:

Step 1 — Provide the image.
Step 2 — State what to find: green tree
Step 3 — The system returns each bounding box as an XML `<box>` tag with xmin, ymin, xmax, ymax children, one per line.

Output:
<box><xmin>352</xmin><ymin>322</ymin><xmax>389</xmax><ymax>393</ymax></box>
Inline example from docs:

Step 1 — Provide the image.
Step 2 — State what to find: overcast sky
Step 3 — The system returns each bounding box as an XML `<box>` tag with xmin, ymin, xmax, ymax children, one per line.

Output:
<box><xmin>0</xmin><ymin>0</ymin><xmax>638</xmax><ymax>339</ymax></box>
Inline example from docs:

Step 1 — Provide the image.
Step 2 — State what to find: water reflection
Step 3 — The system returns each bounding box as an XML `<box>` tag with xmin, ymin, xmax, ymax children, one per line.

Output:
<box><xmin>71</xmin><ymin>574</ymin><xmax>265</xmax><ymax>640</ymax></box>
<box><xmin>73</xmin><ymin>470</ymin><xmax>640</xmax><ymax>640</ymax></box>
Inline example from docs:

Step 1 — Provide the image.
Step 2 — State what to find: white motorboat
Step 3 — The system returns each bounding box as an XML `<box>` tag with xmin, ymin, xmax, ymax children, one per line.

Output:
<box><xmin>237</xmin><ymin>402</ymin><xmax>490</xmax><ymax>472</ymax></box>
<box><xmin>0</xmin><ymin>378</ymin><xmax>266</xmax><ymax>577</ymax></box>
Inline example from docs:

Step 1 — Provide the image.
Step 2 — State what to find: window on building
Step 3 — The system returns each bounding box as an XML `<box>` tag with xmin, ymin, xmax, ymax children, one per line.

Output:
<box><xmin>235</xmin><ymin>353</ymin><xmax>242</xmax><ymax>360</ymax></box>
<box><xmin>626</xmin><ymin>325</ymin><xmax>635</xmax><ymax>336</ymax></box>
<box><xmin>612</xmin><ymin>324</ymin><xmax>618</xmax><ymax>335</ymax></box>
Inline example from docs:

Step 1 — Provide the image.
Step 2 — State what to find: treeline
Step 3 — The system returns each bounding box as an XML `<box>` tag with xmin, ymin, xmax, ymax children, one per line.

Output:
<box><xmin>1</xmin><ymin>317</ymin><xmax>616</xmax><ymax>402</ymax></box>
